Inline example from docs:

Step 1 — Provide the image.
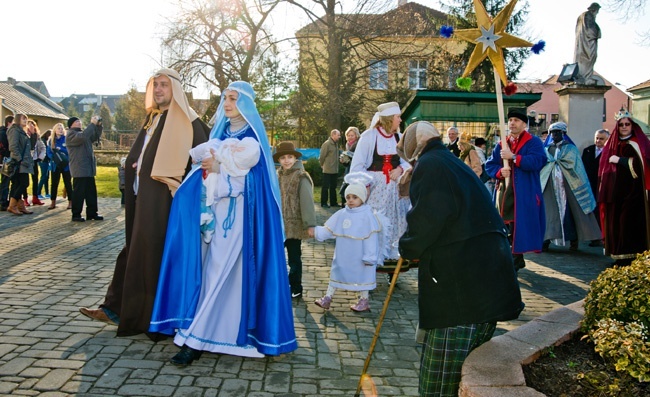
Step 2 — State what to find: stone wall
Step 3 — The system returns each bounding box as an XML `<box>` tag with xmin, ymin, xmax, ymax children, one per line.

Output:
<box><xmin>96</xmin><ymin>150</ymin><xmax>130</xmax><ymax>166</ymax></box>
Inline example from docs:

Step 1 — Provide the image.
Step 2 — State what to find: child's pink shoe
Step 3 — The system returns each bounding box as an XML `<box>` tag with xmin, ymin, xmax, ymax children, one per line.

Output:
<box><xmin>350</xmin><ymin>298</ymin><xmax>370</xmax><ymax>312</ymax></box>
<box><xmin>315</xmin><ymin>296</ymin><xmax>332</xmax><ymax>310</ymax></box>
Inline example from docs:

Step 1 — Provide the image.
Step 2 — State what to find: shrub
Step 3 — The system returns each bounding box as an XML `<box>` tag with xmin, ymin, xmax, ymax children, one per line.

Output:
<box><xmin>581</xmin><ymin>252</ymin><xmax>650</xmax><ymax>382</ymax></box>
<box><xmin>304</xmin><ymin>157</ymin><xmax>322</xmax><ymax>186</ymax></box>
<box><xmin>589</xmin><ymin>319</ymin><xmax>650</xmax><ymax>382</ymax></box>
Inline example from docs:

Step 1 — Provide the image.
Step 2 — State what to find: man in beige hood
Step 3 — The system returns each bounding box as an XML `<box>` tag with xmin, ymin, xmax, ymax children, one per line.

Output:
<box><xmin>80</xmin><ymin>69</ymin><xmax>209</xmax><ymax>339</ymax></box>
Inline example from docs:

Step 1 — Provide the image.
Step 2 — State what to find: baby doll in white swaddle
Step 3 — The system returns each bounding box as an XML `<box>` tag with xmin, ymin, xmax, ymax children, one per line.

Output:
<box><xmin>189</xmin><ymin>137</ymin><xmax>260</xmax><ymax>243</ymax></box>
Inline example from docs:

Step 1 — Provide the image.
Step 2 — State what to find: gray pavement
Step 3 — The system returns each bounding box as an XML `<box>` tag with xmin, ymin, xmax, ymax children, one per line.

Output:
<box><xmin>0</xmin><ymin>198</ymin><xmax>611</xmax><ymax>396</ymax></box>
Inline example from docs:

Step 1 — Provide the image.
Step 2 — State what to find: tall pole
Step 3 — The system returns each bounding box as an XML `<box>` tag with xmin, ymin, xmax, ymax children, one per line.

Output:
<box><xmin>493</xmin><ymin>67</ymin><xmax>510</xmax><ymax>187</ymax></box>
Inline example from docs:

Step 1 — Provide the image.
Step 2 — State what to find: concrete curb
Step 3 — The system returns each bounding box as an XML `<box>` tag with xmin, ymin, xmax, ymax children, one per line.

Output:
<box><xmin>459</xmin><ymin>300</ymin><xmax>585</xmax><ymax>397</ymax></box>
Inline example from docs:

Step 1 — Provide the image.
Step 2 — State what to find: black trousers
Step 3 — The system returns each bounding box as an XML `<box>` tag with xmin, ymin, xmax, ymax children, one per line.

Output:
<box><xmin>51</xmin><ymin>169</ymin><xmax>73</xmax><ymax>203</ymax></box>
<box><xmin>10</xmin><ymin>173</ymin><xmax>30</xmax><ymax>200</ymax></box>
<box><xmin>285</xmin><ymin>238</ymin><xmax>303</xmax><ymax>294</ymax></box>
<box><xmin>72</xmin><ymin>176</ymin><xmax>98</xmax><ymax>218</ymax></box>
<box><xmin>0</xmin><ymin>173</ymin><xmax>10</xmax><ymax>206</ymax></box>
<box><xmin>321</xmin><ymin>173</ymin><xmax>338</xmax><ymax>206</ymax></box>
<box><xmin>31</xmin><ymin>160</ymin><xmax>39</xmax><ymax>196</ymax></box>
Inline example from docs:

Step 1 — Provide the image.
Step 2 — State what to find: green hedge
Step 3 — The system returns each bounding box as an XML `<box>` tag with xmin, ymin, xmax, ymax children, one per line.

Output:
<box><xmin>582</xmin><ymin>252</ymin><xmax>650</xmax><ymax>382</ymax></box>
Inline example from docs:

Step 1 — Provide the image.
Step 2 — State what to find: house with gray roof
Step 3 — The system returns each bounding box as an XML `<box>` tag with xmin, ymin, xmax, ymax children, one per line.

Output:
<box><xmin>0</xmin><ymin>77</ymin><xmax>67</xmax><ymax>131</ymax></box>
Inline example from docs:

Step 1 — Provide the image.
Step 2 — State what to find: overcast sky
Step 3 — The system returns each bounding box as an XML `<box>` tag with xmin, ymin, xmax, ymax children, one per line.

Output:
<box><xmin>1</xmin><ymin>0</ymin><xmax>647</xmax><ymax>98</ymax></box>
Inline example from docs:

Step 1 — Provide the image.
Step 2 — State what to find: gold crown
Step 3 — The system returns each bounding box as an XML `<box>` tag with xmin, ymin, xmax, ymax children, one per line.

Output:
<box><xmin>615</xmin><ymin>107</ymin><xmax>632</xmax><ymax>121</ymax></box>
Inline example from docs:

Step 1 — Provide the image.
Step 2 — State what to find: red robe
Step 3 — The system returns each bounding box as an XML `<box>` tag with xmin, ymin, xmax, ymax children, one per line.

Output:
<box><xmin>598</xmin><ymin>122</ymin><xmax>650</xmax><ymax>260</ymax></box>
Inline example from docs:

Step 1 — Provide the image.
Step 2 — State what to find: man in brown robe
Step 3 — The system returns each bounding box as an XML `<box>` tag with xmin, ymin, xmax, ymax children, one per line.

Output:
<box><xmin>79</xmin><ymin>69</ymin><xmax>209</xmax><ymax>340</ymax></box>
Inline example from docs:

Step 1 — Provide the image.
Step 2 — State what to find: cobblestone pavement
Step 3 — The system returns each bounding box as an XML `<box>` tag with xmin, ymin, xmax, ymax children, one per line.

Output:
<box><xmin>0</xmin><ymin>198</ymin><xmax>611</xmax><ymax>396</ymax></box>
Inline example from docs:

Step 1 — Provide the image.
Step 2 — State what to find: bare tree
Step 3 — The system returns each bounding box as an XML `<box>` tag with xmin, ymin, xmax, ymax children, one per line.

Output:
<box><xmin>162</xmin><ymin>0</ymin><xmax>283</xmax><ymax>93</ymax></box>
<box><xmin>605</xmin><ymin>0</ymin><xmax>649</xmax><ymax>44</ymax></box>
<box><xmin>288</xmin><ymin>0</ymin><xmax>457</xmax><ymax>135</ymax></box>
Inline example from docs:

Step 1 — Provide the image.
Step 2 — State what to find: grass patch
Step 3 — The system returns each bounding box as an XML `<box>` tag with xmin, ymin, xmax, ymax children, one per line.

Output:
<box><xmin>96</xmin><ymin>165</ymin><xmax>332</xmax><ymax>202</ymax></box>
<box><xmin>97</xmin><ymin>165</ymin><xmax>121</xmax><ymax>198</ymax></box>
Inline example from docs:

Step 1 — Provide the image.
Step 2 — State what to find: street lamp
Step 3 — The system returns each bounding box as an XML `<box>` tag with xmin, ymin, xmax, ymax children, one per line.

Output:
<box><xmin>615</xmin><ymin>82</ymin><xmax>632</xmax><ymax>111</ymax></box>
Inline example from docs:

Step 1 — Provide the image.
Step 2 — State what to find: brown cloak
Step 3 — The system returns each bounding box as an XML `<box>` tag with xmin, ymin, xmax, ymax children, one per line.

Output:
<box><xmin>101</xmin><ymin>112</ymin><xmax>209</xmax><ymax>340</ymax></box>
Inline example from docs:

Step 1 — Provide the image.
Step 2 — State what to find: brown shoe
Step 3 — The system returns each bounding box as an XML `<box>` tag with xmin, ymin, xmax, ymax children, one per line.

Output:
<box><xmin>48</xmin><ymin>202</ymin><xmax>56</xmax><ymax>210</ymax></box>
<box><xmin>17</xmin><ymin>199</ymin><xmax>33</xmax><ymax>214</ymax></box>
<box><xmin>7</xmin><ymin>198</ymin><xmax>23</xmax><ymax>216</ymax></box>
<box><xmin>79</xmin><ymin>307</ymin><xmax>116</xmax><ymax>325</ymax></box>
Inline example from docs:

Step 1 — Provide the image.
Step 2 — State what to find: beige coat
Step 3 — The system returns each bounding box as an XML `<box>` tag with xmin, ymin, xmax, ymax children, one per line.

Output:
<box><xmin>319</xmin><ymin>137</ymin><xmax>339</xmax><ymax>174</ymax></box>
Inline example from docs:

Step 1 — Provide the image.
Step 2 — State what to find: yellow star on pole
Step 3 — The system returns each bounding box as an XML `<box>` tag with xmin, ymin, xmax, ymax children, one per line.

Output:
<box><xmin>454</xmin><ymin>0</ymin><xmax>532</xmax><ymax>85</ymax></box>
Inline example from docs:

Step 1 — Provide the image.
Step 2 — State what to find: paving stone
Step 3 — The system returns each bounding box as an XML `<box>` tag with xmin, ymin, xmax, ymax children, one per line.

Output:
<box><xmin>0</xmin><ymin>198</ymin><xmax>611</xmax><ymax>396</ymax></box>
<box><xmin>33</xmin><ymin>369</ymin><xmax>75</xmax><ymax>391</ymax></box>
<box><xmin>116</xmin><ymin>384</ymin><xmax>175</xmax><ymax>396</ymax></box>
<box><xmin>0</xmin><ymin>357</ymin><xmax>36</xmax><ymax>376</ymax></box>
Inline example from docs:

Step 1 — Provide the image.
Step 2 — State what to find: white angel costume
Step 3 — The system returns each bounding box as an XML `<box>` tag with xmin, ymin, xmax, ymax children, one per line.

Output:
<box><xmin>315</xmin><ymin>204</ymin><xmax>390</xmax><ymax>291</ymax></box>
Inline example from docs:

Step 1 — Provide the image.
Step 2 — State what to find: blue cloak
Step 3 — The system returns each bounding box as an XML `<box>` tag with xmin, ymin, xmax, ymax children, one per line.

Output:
<box><xmin>486</xmin><ymin>131</ymin><xmax>547</xmax><ymax>254</ymax></box>
<box><xmin>149</xmin><ymin>82</ymin><xmax>297</xmax><ymax>356</ymax></box>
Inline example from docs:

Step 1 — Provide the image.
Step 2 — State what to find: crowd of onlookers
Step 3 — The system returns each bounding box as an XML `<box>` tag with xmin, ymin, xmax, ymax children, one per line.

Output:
<box><xmin>0</xmin><ymin>114</ymin><xmax>103</xmax><ymax>221</ymax></box>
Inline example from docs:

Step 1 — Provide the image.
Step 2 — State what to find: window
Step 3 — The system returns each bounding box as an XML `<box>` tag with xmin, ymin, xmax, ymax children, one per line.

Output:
<box><xmin>551</xmin><ymin>114</ymin><xmax>559</xmax><ymax>123</ymax></box>
<box><xmin>369</xmin><ymin>60</ymin><xmax>388</xmax><ymax>90</ymax></box>
<box><xmin>409</xmin><ymin>60</ymin><xmax>427</xmax><ymax>89</ymax></box>
<box><xmin>537</xmin><ymin>113</ymin><xmax>547</xmax><ymax>130</ymax></box>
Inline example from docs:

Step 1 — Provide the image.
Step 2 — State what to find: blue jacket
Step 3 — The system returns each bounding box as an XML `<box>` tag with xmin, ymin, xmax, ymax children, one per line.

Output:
<box><xmin>47</xmin><ymin>135</ymin><xmax>70</xmax><ymax>172</ymax></box>
<box><xmin>486</xmin><ymin>132</ymin><xmax>547</xmax><ymax>253</ymax></box>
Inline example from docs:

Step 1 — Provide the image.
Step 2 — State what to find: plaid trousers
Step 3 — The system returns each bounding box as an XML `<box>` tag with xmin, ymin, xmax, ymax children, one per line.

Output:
<box><xmin>419</xmin><ymin>322</ymin><xmax>496</xmax><ymax>397</ymax></box>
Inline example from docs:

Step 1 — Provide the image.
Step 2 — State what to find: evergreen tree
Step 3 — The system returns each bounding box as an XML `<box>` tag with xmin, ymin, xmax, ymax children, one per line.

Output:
<box><xmin>114</xmin><ymin>86</ymin><xmax>146</xmax><ymax>132</ymax></box>
<box><xmin>99</xmin><ymin>102</ymin><xmax>113</xmax><ymax>131</ymax></box>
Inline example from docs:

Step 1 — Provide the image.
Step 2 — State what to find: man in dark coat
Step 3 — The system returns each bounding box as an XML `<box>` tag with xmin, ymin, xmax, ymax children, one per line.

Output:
<box><xmin>398</xmin><ymin>121</ymin><xmax>523</xmax><ymax>397</ymax></box>
<box><xmin>79</xmin><ymin>69</ymin><xmax>209</xmax><ymax>340</ymax></box>
<box><xmin>66</xmin><ymin>116</ymin><xmax>103</xmax><ymax>221</ymax></box>
<box><xmin>0</xmin><ymin>115</ymin><xmax>14</xmax><ymax>211</ymax></box>
<box><xmin>582</xmin><ymin>129</ymin><xmax>609</xmax><ymax>239</ymax></box>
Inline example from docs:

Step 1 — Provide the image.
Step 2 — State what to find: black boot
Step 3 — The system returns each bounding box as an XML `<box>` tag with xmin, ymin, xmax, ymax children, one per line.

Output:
<box><xmin>513</xmin><ymin>254</ymin><xmax>526</xmax><ymax>271</ymax></box>
<box><xmin>170</xmin><ymin>345</ymin><xmax>203</xmax><ymax>366</ymax></box>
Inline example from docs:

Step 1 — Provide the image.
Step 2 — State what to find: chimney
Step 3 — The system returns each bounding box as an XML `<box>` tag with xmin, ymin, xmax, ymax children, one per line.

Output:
<box><xmin>8</xmin><ymin>77</ymin><xmax>16</xmax><ymax>85</ymax></box>
<box><xmin>398</xmin><ymin>0</ymin><xmax>407</xmax><ymax>6</ymax></box>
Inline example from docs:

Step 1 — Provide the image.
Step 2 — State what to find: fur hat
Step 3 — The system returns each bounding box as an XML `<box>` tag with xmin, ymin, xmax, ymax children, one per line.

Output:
<box><xmin>67</xmin><ymin>117</ymin><xmax>79</xmax><ymax>128</ymax></box>
<box><xmin>273</xmin><ymin>141</ymin><xmax>302</xmax><ymax>163</ymax></box>
<box><xmin>507</xmin><ymin>108</ymin><xmax>528</xmax><ymax>123</ymax></box>
<box><xmin>345</xmin><ymin>183</ymin><xmax>367</xmax><ymax>203</ymax></box>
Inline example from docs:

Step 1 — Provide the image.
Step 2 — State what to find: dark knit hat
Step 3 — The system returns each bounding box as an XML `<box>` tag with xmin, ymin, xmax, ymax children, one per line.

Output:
<box><xmin>474</xmin><ymin>137</ymin><xmax>486</xmax><ymax>146</ymax></box>
<box><xmin>67</xmin><ymin>117</ymin><xmax>80</xmax><ymax>128</ymax></box>
<box><xmin>507</xmin><ymin>108</ymin><xmax>528</xmax><ymax>123</ymax></box>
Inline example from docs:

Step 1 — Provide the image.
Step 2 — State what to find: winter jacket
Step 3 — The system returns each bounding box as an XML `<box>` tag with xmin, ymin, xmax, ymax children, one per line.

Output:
<box><xmin>399</xmin><ymin>139</ymin><xmax>523</xmax><ymax>329</ymax></box>
<box><xmin>66</xmin><ymin>124</ymin><xmax>102</xmax><ymax>178</ymax></box>
<box><xmin>7</xmin><ymin>124</ymin><xmax>34</xmax><ymax>174</ymax></box>
<box><xmin>47</xmin><ymin>135</ymin><xmax>70</xmax><ymax>172</ymax></box>
<box><xmin>319</xmin><ymin>137</ymin><xmax>339</xmax><ymax>174</ymax></box>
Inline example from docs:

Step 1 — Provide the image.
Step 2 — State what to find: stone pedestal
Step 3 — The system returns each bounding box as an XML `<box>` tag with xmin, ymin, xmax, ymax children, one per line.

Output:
<box><xmin>556</xmin><ymin>84</ymin><xmax>611</xmax><ymax>151</ymax></box>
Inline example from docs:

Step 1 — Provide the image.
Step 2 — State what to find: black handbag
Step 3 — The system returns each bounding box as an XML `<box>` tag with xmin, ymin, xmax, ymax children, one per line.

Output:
<box><xmin>51</xmin><ymin>149</ymin><xmax>69</xmax><ymax>171</ymax></box>
<box><xmin>1</xmin><ymin>157</ymin><xmax>19</xmax><ymax>178</ymax></box>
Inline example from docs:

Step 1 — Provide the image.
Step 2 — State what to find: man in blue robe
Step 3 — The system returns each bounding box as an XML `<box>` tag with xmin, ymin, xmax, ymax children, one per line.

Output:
<box><xmin>486</xmin><ymin>108</ymin><xmax>547</xmax><ymax>270</ymax></box>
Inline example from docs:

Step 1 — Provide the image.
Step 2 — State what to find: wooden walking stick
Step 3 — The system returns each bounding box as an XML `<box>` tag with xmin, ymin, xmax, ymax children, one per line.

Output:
<box><xmin>354</xmin><ymin>257</ymin><xmax>404</xmax><ymax>397</ymax></box>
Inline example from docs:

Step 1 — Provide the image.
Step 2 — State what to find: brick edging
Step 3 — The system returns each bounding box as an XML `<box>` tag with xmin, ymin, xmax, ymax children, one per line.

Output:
<box><xmin>458</xmin><ymin>300</ymin><xmax>585</xmax><ymax>397</ymax></box>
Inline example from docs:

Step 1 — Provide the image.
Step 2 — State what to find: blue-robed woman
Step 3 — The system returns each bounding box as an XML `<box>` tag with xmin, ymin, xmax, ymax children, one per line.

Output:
<box><xmin>149</xmin><ymin>81</ymin><xmax>297</xmax><ymax>365</ymax></box>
